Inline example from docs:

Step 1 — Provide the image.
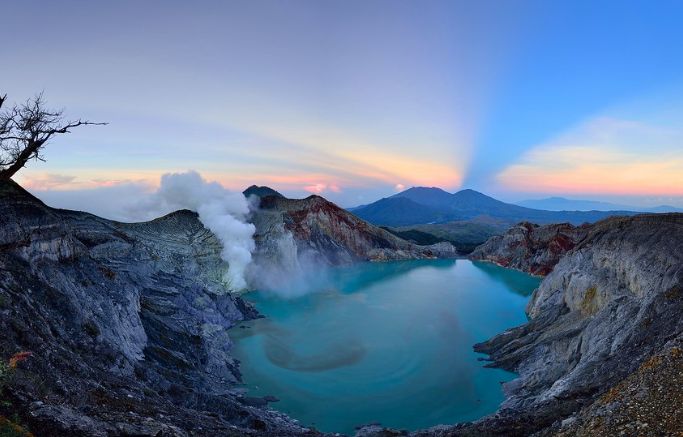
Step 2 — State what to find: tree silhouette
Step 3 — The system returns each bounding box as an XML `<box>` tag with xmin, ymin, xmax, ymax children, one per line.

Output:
<box><xmin>0</xmin><ymin>93</ymin><xmax>105</xmax><ymax>180</ymax></box>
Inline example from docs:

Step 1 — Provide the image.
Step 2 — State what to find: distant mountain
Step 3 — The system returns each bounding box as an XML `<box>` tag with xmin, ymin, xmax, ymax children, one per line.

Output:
<box><xmin>243</xmin><ymin>185</ymin><xmax>285</xmax><ymax>199</ymax></box>
<box><xmin>517</xmin><ymin>197</ymin><xmax>628</xmax><ymax>211</ymax></box>
<box><xmin>391</xmin><ymin>186</ymin><xmax>455</xmax><ymax>207</ymax></box>
<box><xmin>353</xmin><ymin>187</ymin><xmax>640</xmax><ymax>227</ymax></box>
<box><xmin>351</xmin><ymin>197</ymin><xmax>444</xmax><ymax>226</ymax></box>
<box><xmin>649</xmin><ymin>205</ymin><xmax>683</xmax><ymax>213</ymax></box>
<box><xmin>517</xmin><ymin>196</ymin><xmax>683</xmax><ymax>213</ymax></box>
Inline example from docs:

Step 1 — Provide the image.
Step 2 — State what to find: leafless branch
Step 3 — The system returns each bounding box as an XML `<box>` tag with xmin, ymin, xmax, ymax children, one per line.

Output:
<box><xmin>0</xmin><ymin>92</ymin><xmax>106</xmax><ymax>180</ymax></box>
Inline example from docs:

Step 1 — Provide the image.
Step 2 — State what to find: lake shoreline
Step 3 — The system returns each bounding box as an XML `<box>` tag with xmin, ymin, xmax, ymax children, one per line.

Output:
<box><xmin>231</xmin><ymin>260</ymin><xmax>540</xmax><ymax>435</ymax></box>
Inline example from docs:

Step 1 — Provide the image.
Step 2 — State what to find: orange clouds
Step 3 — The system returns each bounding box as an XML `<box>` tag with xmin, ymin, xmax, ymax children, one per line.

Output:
<box><xmin>19</xmin><ymin>174</ymin><xmax>77</xmax><ymax>190</ymax></box>
<box><xmin>17</xmin><ymin>171</ymin><xmax>158</xmax><ymax>192</ymax></box>
<box><xmin>303</xmin><ymin>183</ymin><xmax>341</xmax><ymax>194</ymax></box>
<box><xmin>231</xmin><ymin>119</ymin><xmax>468</xmax><ymax>194</ymax></box>
<box><xmin>497</xmin><ymin>116</ymin><xmax>683</xmax><ymax>195</ymax></box>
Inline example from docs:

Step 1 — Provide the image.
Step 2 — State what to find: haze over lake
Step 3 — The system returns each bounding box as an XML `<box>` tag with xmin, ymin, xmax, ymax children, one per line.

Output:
<box><xmin>232</xmin><ymin>260</ymin><xmax>541</xmax><ymax>434</ymax></box>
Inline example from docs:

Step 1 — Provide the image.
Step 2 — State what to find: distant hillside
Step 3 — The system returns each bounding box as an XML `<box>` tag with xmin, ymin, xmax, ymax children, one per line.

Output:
<box><xmin>518</xmin><ymin>196</ymin><xmax>683</xmax><ymax>213</ymax></box>
<box><xmin>391</xmin><ymin>186</ymin><xmax>455</xmax><ymax>207</ymax></box>
<box><xmin>649</xmin><ymin>204</ymin><xmax>683</xmax><ymax>213</ymax></box>
<box><xmin>346</xmin><ymin>196</ymin><xmax>444</xmax><ymax>226</ymax></box>
<box><xmin>353</xmin><ymin>187</ymin><xmax>640</xmax><ymax>226</ymax></box>
<box><xmin>380</xmin><ymin>227</ymin><xmax>447</xmax><ymax>246</ymax></box>
<box><xmin>392</xmin><ymin>220</ymin><xmax>508</xmax><ymax>254</ymax></box>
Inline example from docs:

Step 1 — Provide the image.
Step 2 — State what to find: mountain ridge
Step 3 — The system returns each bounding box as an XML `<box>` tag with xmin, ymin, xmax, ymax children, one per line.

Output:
<box><xmin>518</xmin><ymin>196</ymin><xmax>683</xmax><ymax>213</ymax></box>
<box><xmin>248</xmin><ymin>193</ymin><xmax>457</xmax><ymax>289</ymax></box>
<box><xmin>353</xmin><ymin>186</ymin><xmax>640</xmax><ymax>227</ymax></box>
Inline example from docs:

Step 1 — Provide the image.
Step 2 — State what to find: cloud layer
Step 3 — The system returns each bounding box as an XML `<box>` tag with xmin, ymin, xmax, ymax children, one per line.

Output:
<box><xmin>497</xmin><ymin>116</ymin><xmax>683</xmax><ymax>196</ymax></box>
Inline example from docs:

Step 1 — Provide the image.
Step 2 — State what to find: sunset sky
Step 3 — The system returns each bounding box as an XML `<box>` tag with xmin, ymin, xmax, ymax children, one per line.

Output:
<box><xmin>3</xmin><ymin>0</ymin><xmax>683</xmax><ymax>215</ymax></box>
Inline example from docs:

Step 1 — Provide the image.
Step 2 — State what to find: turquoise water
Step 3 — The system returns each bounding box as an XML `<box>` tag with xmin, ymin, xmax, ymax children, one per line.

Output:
<box><xmin>231</xmin><ymin>259</ymin><xmax>541</xmax><ymax>435</ymax></box>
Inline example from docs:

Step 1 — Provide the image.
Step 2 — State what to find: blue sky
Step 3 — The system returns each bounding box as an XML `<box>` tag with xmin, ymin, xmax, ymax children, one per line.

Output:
<box><xmin>3</xmin><ymin>0</ymin><xmax>683</xmax><ymax>213</ymax></box>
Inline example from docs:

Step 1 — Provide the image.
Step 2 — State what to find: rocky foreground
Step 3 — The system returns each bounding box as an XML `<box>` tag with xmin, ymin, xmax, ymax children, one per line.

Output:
<box><xmin>359</xmin><ymin>214</ymin><xmax>683</xmax><ymax>436</ymax></box>
<box><xmin>1</xmin><ymin>178</ymin><xmax>681</xmax><ymax>436</ymax></box>
<box><xmin>0</xmin><ymin>180</ymin><xmax>318</xmax><ymax>436</ymax></box>
<box><xmin>0</xmin><ymin>180</ymin><xmax>455</xmax><ymax>436</ymax></box>
<box><xmin>465</xmin><ymin>215</ymin><xmax>683</xmax><ymax>436</ymax></box>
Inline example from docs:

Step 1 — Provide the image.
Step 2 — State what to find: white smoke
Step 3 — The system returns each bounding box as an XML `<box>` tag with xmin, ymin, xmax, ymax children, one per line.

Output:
<box><xmin>250</xmin><ymin>252</ymin><xmax>333</xmax><ymax>299</ymax></box>
<box><xmin>131</xmin><ymin>171</ymin><xmax>255</xmax><ymax>291</ymax></box>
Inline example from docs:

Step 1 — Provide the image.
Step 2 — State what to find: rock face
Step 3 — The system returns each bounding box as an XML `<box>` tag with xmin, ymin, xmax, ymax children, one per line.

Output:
<box><xmin>469</xmin><ymin>222</ymin><xmax>590</xmax><ymax>276</ymax></box>
<box><xmin>543</xmin><ymin>339</ymin><xmax>683</xmax><ymax>437</ymax></box>
<box><xmin>466</xmin><ymin>214</ymin><xmax>683</xmax><ymax>435</ymax></box>
<box><xmin>248</xmin><ymin>194</ymin><xmax>458</xmax><ymax>288</ymax></box>
<box><xmin>0</xmin><ymin>180</ymin><xmax>315</xmax><ymax>436</ymax></box>
<box><xmin>363</xmin><ymin>214</ymin><xmax>682</xmax><ymax>437</ymax></box>
<box><xmin>5</xmin><ymin>174</ymin><xmax>680</xmax><ymax>437</ymax></box>
<box><xmin>243</xmin><ymin>185</ymin><xmax>285</xmax><ymax>199</ymax></box>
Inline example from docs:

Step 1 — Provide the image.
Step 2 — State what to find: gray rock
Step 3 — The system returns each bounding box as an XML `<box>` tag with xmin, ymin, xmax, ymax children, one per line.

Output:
<box><xmin>248</xmin><ymin>194</ymin><xmax>458</xmax><ymax>288</ymax></box>
<box><xmin>470</xmin><ymin>222</ymin><xmax>590</xmax><ymax>276</ymax></box>
<box><xmin>471</xmin><ymin>214</ymin><xmax>683</xmax><ymax>435</ymax></box>
<box><xmin>368</xmin><ymin>214</ymin><xmax>683</xmax><ymax>436</ymax></box>
<box><xmin>0</xmin><ymin>179</ymin><xmax>316</xmax><ymax>436</ymax></box>
<box><xmin>4</xmin><ymin>176</ymin><xmax>679</xmax><ymax>437</ymax></box>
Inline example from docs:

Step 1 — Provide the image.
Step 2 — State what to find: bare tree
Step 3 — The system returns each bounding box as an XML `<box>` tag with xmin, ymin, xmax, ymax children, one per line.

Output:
<box><xmin>0</xmin><ymin>93</ymin><xmax>106</xmax><ymax>180</ymax></box>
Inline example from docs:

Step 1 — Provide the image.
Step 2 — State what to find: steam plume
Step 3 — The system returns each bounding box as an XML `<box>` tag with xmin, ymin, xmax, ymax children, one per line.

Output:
<box><xmin>133</xmin><ymin>171</ymin><xmax>255</xmax><ymax>291</ymax></box>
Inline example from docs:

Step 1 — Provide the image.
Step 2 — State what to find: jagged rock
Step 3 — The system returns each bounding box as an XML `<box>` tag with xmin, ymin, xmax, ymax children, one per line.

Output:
<box><xmin>248</xmin><ymin>194</ymin><xmax>458</xmax><ymax>287</ymax></box>
<box><xmin>469</xmin><ymin>222</ymin><xmax>590</xmax><ymax>276</ymax></box>
<box><xmin>362</xmin><ymin>214</ymin><xmax>683</xmax><ymax>437</ymax></box>
<box><xmin>470</xmin><ymin>214</ymin><xmax>683</xmax><ymax>435</ymax></box>
<box><xmin>0</xmin><ymin>179</ymin><xmax>317</xmax><ymax>436</ymax></box>
<box><xmin>4</xmin><ymin>175</ymin><xmax>680</xmax><ymax>437</ymax></box>
<box><xmin>541</xmin><ymin>337</ymin><xmax>683</xmax><ymax>437</ymax></box>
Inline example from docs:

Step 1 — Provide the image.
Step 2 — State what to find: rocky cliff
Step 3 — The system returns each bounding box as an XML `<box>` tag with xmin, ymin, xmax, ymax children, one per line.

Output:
<box><xmin>469</xmin><ymin>222</ymin><xmax>590</xmax><ymax>276</ymax></box>
<box><xmin>0</xmin><ymin>180</ymin><xmax>316</xmax><ymax>436</ymax></box>
<box><xmin>0</xmin><ymin>180</ymin><xmax>457</xmax><ymax>436</ymax></box>
<box><xmin>4</xmin><ymin>177</ymin><xmax>680</xmax><ymax>436</ymax></box>
<box><xmin>248</xmin><ymin>194</ymin><xmax>457</xmax><ymax>288</ymax></box>
<box><xmin>361</xmin><ymin>214</ymin><xmax>682</xmax><ymax>436</ymax></box>
<box><xmin>466</xmin><ymin>214</ymin><xmax>683</xmax><ymax>435</ymax></box>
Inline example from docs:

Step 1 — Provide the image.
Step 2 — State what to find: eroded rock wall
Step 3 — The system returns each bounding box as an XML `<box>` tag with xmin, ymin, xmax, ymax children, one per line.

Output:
<box><xmin>469</xmin><ymin>214</ymin><xmax>683</xmax><ymax>435</ymax></box>
<box><xmin>248</xmin><ymin>195</ymin><xmax>458</xmax><ymax>287</ymax></box>
<box><xmin>470</xmin><ymin>222</ymin><xmax>590</xmax><ymax>276</ymax></box>
<box><xmin>0</xmin><ymin>180</ymin><xmax>313</xmax><ymax>436</ymax></box>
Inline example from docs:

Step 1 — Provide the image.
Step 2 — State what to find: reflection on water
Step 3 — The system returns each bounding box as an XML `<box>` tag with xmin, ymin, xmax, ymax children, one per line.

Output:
<box><xmin>264</xmin><ymin>331</ymin><xmax>367</xmax><ymax>372</ymax></box>
<box><xmin>471</xmin><ymin>260</ymin><xmax>540</xmax><ymax>297</ymax></box>
<box><xmin>231</xmin><ymin>260</ymin><xmax>541</xmax><ymax>435</ymax></box>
